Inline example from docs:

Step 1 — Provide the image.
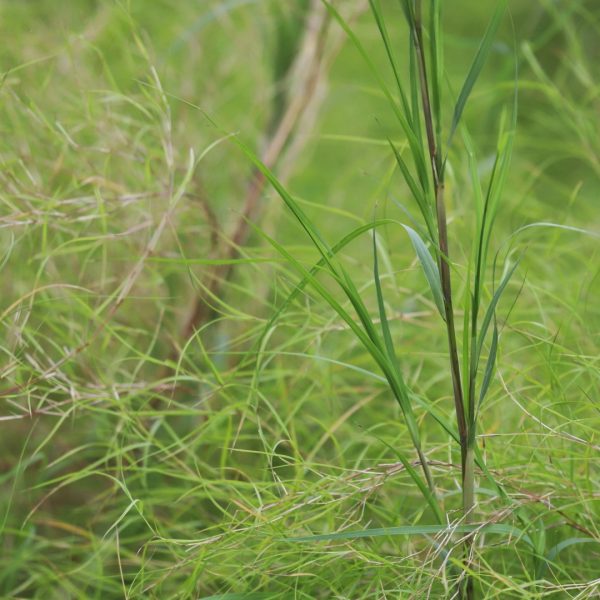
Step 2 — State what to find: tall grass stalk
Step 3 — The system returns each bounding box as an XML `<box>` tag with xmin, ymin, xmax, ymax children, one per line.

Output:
<box><xmin>327</xmin><ymin>3</ymin><xmax>513</xmax><ymax>595</ymax></box>
<box><xmin>237</xmin><ymin>0</ymin><xmax>516</xmax><ymax>596</ymax></box>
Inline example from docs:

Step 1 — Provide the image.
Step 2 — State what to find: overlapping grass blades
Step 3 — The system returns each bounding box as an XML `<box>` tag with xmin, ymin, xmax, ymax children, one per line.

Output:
<box><xmin>233</xmin><ymin>1</ymin><xmax>552</xmax><ymax>597</ymax></box>
<box><xmin>236</xmin><ymin>139</ymin><xmax>436</xmax><ymax>490</ymax></box>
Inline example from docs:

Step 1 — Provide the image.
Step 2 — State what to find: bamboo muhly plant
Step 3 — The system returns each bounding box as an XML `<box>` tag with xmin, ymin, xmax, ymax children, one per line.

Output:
<box><xmin>234</xmin><ymin>1</ymin><xmax>520</xmax><ymax>597</ymax></box>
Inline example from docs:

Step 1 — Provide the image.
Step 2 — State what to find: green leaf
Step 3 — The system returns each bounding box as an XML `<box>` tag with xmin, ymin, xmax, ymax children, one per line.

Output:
<box><xmin>429</xmin><ymin>0</ymin><xmax>443</xmax><ymax>144</ymax></box>
<box><xmin>408</xmin><ymin>29</ymin><xmax>423</xmax><ymax>155</ymax></box>
<box><xmin>546</xmin><ymin>537</ymin><xmax>600</xmax><ymax>563</ymax></box>
<box><xmin>476</xmin><ymin>258</ymin><xmax>519</xmax><ymax>362</ymax></box>
<box><xmin>260</xmin><ymin>220</ymin><xmax>396</xmax><ymax>338</ymax></box>
<box><xmin>373</xmin><ymin>231</ymin><xmax>399</xmax><ymax>364</ymax></box>
<box><xmin>402</xmin><ymin>225</ymin><xmax>446</xmax><ymax>320</ymax></box>
<box><xmin>368</xmin><ymin>0</ymin><xmax>411</xmax><ymax>119</ymax></box>
<box><xmin>250</xmin><ymin>226</ymin><xmax>378</xmax><ymax>363</ymax></box>
<box><xmin>462</xmin><ymin>127</ymin><xmax>484</xmax><ymax>229</ymax></box>
<box><xmin>478</xmin><ymin>321</ymin><xmax>498</xmax><ymax>408</ymax></box>
<box><xmin>388</xmin><ymin>140</ymin><xmax>435</xmax><ymax>242</ymax></box>
<box><xmin>447</xmin><ymin>1</ymin><xmax>506</xmax><ymax>148</ymax></box>
<box><xmin>537</xmin><ymin>537</ymin><xmax>600</xmax><ymax>579</ymax></box>
<box><xmin>288</xmin><ymin>523</ymin><xmax>532</xmax><ymax>546</ymax></box>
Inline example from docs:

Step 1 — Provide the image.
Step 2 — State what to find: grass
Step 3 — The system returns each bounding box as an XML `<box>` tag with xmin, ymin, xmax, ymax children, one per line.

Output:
<box><xmin>1</xmin><ymin>1</ymin><xmax>599</xmax><ymax>598</ymax></box>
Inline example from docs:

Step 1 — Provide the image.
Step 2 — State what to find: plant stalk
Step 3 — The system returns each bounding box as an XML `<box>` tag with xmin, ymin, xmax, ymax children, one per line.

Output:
<box><xmin>412</xmin><ymin>2</ymin><xmax>468</xmax><ymax>473</ymax></box>
<box><xmin>412</xmin><ymin>2</ymin><xmax>473</xmax><ymax>597</ymax></box>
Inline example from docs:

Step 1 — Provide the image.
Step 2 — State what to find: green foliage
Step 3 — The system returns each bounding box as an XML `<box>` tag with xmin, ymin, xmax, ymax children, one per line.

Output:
<box><xmin>0</xmin><ymin>1</ymin><xmax>599</xmax><ymax>598</ymax></box>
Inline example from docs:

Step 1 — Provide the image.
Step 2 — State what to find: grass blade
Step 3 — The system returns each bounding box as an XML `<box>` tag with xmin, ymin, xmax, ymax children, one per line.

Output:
<box><xmin>388</xmin><ymin>140</ymin><xmax>435</xmax><ymax>241</ymax></box>
<box><xmin>368</xmin><ymin>0</ymin><xmax>411</xmax><ymax>119</ymax></box>
<box><xmin>402</xmin><ymin>225</ymin><xmax>445</xmax><ymax>320</ymax></box>
<box><xmin>288</xmin><ymin>523</ymin><xmax>532</xmax><ymax>546</ymax></box>
<box><xmin>447</xmin><ymin>1</ymin><xmax>506</xmax><ymax>149</ymax></box>
<box><xmin>546</xmin><ymin>537</ymin><xmax>600</xmax><ymax>563</ymax></box>
<box><xmin>429</xmin><ymin>0</ymin><xmax>443</xmax><ymax>143</ymax></box>
<box><xmin>476</xmin><ymin>258</ymin><xmax>519</xmax><ymax>362</ymax></box>
<box><xmin>259</xmin><ymin>220</ymin><xmax>396</xmax><ymax>339</ymax></box>
<box><xmin>374</xmin><ymin>434</ymin><xmax>444</xmax><ymax>524</ymax></box>
<box><xmin>373</xmin><ymin>231</ymin><xmax>398</xmax><ymax>363</ymax></box>
<box><xmin>478</xmin><ymin>321</ymin><xmax>498</xmax><ymax>408</ymax></box>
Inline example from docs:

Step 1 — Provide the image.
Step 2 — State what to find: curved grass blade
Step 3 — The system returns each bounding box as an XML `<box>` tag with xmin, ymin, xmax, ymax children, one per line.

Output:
<box><xmin>373</xmin><ymin>230</ymin><xmax>398</xmax><ymax>364</ymax></box>
<box><xmin>534</xmin><ymin>537</ymin><xmax>600</xmax><ymax>579</ymax></box>
<box><xmin>402</xmin><ymin>225</ymin><xmax>445</xmax><ymax>320</ymax></box>
<box><xmin>478</xmin><ymin>321</ymin><xmax>498</xmax><ymax>408</ymax></box>
<box><xmin>546</xmin><ymin>537</ymin><xmax>600</xmax><ymax>563</ymax></box>
<box><xmin>259</xmin><ymin>220</ymin><xmax>396</xmax><ymax>339</ymax></box>
<box><xmin>250</xmin><ymin>226</ymin><xmax>380</xmax><ymax>362</ymax></box>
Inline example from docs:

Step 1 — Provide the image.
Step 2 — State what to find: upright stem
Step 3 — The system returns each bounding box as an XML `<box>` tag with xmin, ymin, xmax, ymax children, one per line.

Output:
<box><xmin>412</xmin><ymin>3</ymin><xmax>468</xmax><ymax>470</ymax></box>
<box><xmin>434</xmin><ymin>185</ymin><xmax>468</xmax><ymax>474</ymax></box>
<box><xmin>412</xmin><ymin>2</ymin><xmax>474</xmax><ymax>597</ymax></box>
<box><xmin>463</xmin><ymin>443</ymin><xmax>476</xmax><ymax>599</ymax></box>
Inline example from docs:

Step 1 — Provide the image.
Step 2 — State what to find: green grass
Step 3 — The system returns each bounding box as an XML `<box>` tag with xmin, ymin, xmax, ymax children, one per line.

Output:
<box><xmin>1</xmin><ymin>1</ymin><xmax>599</xmax><ymax>598</ymax></box>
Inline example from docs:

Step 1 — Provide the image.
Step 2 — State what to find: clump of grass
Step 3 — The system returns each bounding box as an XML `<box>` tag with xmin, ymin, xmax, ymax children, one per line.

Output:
<box><xmin>2</xmin><ymin>2</ymin><xmax>599</xmax><ymax>598</ymax></box>
<box><xmin>238</xmin><ymin>1</ymin><xmax>527</xmax><ymax>596</ymax></box>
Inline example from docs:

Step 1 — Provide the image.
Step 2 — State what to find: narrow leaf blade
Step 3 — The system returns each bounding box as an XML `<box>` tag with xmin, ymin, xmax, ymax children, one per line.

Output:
<box><xmin>288</xmin><ymin>523</ymin><xmax>531</xmax><ymax>544</ymax></box>
<box><xmin>476</xmin><ymin>258</ymin><xmax>519</xmax><ymax>361</ymax></box>
<box><xmin>478</xmin><ymin>321</ymin><xmax>498</xmax><ymax>408</ymax></box>
<box><xmin>447</xmin><ymin>2</ymin><xmax>506</xmax><ymax>147</ymax></box>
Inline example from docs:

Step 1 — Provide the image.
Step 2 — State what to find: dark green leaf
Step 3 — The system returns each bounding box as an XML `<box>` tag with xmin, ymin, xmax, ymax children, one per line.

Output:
<box><xmin>478</xmin><ymin>321</ymin><xmax>498</xmax><ymax>408</ymax></box>
<box><xmin>476</xmin><ymin>258</ymin><xmax>519</xmax><ymax>361</ymax></box>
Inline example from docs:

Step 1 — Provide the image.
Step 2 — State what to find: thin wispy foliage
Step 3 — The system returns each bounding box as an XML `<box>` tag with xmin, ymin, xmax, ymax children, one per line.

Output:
<box><xmin>0</xmin><ymin>1</ymin><xmax>599</xmax><ymax>598</ymax></box>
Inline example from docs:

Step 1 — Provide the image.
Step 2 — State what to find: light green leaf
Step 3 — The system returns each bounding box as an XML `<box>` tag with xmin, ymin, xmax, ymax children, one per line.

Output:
<box><xmin>402</xmin><ymin>225</ymin><xmax>446</xmax><ymax>320</ymax></box>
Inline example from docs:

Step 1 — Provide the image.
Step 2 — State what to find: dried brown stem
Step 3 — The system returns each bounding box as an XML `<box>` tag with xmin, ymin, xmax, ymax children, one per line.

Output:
<box><xmin>168</xmin><ymin>1</ymin><xmax>331</xmax><ymax>364</ymax></box>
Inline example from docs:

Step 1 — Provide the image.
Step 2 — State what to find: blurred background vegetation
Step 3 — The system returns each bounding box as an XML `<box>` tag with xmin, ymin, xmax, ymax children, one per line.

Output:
<box><xmin>0</xmin><ymin>1</ymin><xmax>599</xmax><ymax>597</ymax></box>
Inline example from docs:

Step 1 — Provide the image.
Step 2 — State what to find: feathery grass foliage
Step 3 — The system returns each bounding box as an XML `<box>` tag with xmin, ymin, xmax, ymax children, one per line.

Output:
<box><xmin>1</xmin><ymin>1</ymin><xmax>599</xmax><ymax>598</ymax></box>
